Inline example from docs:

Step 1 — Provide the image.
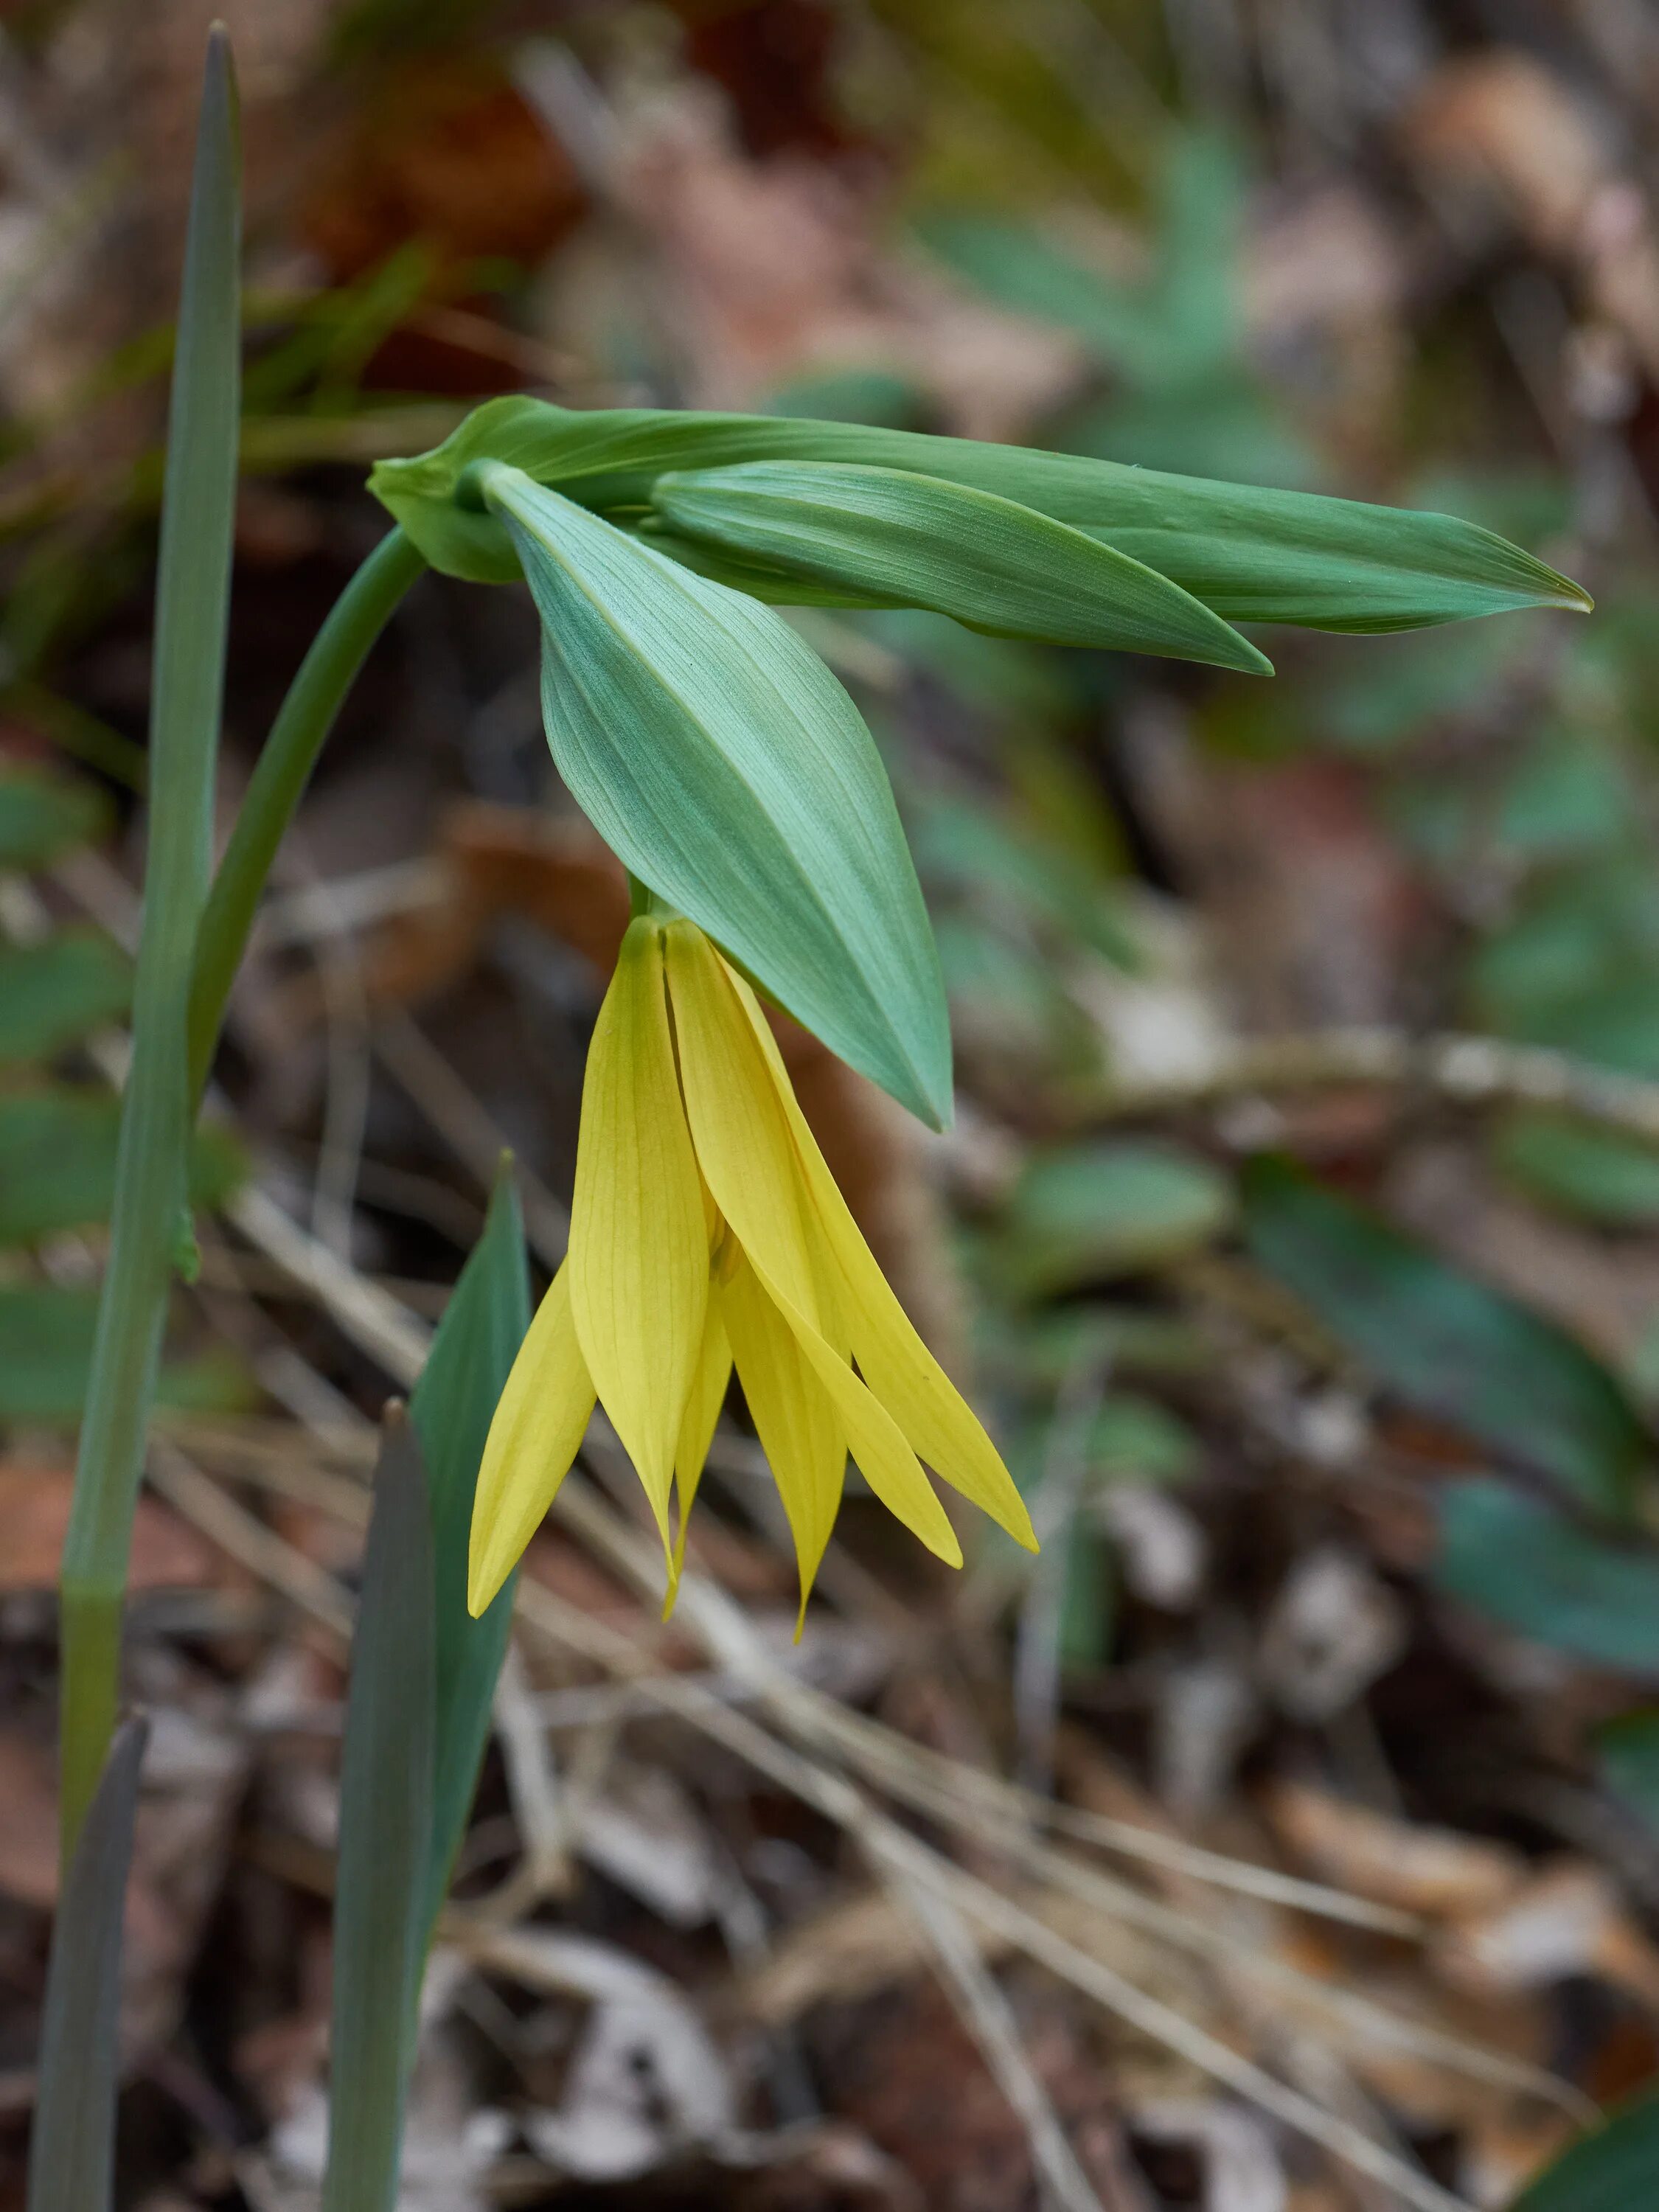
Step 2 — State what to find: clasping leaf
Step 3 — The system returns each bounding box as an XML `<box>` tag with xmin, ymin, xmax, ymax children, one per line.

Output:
<box><xmin>369</xmin><ymin>397</ymin><xmax>1589</xmax><ymax>630</ymax></box>
<box><xmin>478</xmin><ymin>462</ymin><xmax>953</xmax><ymax>1127</ymax></box>
<box><xmin>647</xmin><ymin>459</ymin><xmax>1271</xmax><ymax>672</ymax></box>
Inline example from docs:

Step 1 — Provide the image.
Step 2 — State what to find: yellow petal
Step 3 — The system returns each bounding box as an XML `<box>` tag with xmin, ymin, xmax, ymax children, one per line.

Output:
<box><xmin>726</xmin><ymin>953</ymin><xmax>1037</xmax><ymax>1551</ymax></box>
<box><xmin>720</xmin><ymin>1251</ymin><xmax>845</xmax><ymax>1618</ymax></box>
<box><xmin>469</xmin><ymin>1263</ymin><xmax>595</xmax><ymax>1616</ymax></box>
<box><xmin>662</xmin><ymin>921</ymin><xmax>822</xmax><ymax>1316</ymax></box>
<box><xmin>666</xmin><ymin>923</ymin><xmax>961</xmax><ymax>1572</ymax></box>
<box><xmin>667</xmin><ymin>1293</ymin><xmax>733</xmax><ymax>1596</ymax></box>
<box><xmin>569</xmin><ymin>917</ymin><xmax>709</xmax><ymax>1551</ymax></box>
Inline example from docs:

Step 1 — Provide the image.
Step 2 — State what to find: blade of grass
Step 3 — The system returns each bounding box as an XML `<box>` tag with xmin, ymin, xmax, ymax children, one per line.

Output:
<box><xmin>409</xmin><ymin>1164</ymin><xmax>530</xmax><ymax>1941</ymax></box>
<box><xmin>26</xmin><ymin>1717</ymin><xmax>149</xmax><ymax>2212</ymax></box>
<box><xmin>58</xmin><ymin>26</ymin><xmax>240</xmax><ymax>1859</ymax></box>
<box><xmin>321</xmin><ymin>1405</ymin><xmax>436</xmax><ymax>2212</ymax></box>
<box><xmin>187</xmin><ymin>522</ymin><xmax>426</xmax><ymax>1101</ymax></box>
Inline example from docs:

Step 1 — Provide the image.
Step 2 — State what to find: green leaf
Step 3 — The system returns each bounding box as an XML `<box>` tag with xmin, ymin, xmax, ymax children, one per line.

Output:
<box><xmin>1494</xmin><ymin>1113</ymin><xmax>1659</xmax><ymax>1227</ymax></box>
<box><xmin>647</xmin><ymin>461</ymin><xmax>1270</xmax><ymax>672</ymax></box>
<box><xmin>0</xmin><ymin>767</ymin><xmax>111</xmax><ymax>869</ymax></box>
<box><xmin>26</xmin><ymin>1716</ymin><xmax>147</xmax><ymax>2212</ymax></box>
<box><xmin>1086</xmin><ymin>1394</ymin><xmax>1202</xmax><ymax>1486</ymax></box>
<box><xmin>481</xmin><ymin>462</ymin><xmax>953</xmax><ymax>1126</ymax></box>
<box><xmin>919</xmin><ymin>211</ymin><xmax>1175</xmax><ymax>381</ymax></box>
<box><xmin>1060</xmin><ymin>1531</ymin><xmax>1117</xmax><ymax>1669</ymax></box>
<box><xmin>0</xmin><ymin>1088</ymin><xmax>244</xmax><ymax>1248</ymax></box>
<box><xmin>1242</xmin><ymin>1156</ymin><xmax>1645</xmax><ymax>1517</ymax></box>
<box><xmin>1009</xmin><ymin>1394</ymin><xmax>1200</xmax><ymax>1495</ymax></box>
<box><xmin>1469</xmin><ymin>860</ymin><xmax>1659</xmax><ymax>1039</ymax></box>
<box><xmin>915</xmin><ymin>798</ymin><xmax>1138</xmax><ymax>965</ymax></box>
<box><xmin>762</xmin><ymin>366</ymin><xmax>931</xmax><ymax>429</ymax></box>
<box><xmin>409</xmin><ymin>1168</ymin><xmax>529</xmax><ymax>1941</ymax></box>
<box><xmin>369</xmin><ymin>396</ymin><xmax>1590</xmax><ymax>631</ymax></box>
<box><xmin>933</xmin><ymin>914</ymin><xmax>1093</xmax><ymax>1071</ymax></box>
<box><xmin>1436</xmin><ymin>1481</ymin><xmax>1659</xmax><ymax>1669</ymax></box>
<box><xmin>1512</xmin><ymin>2095</ymin><xmax>1659</xmax><ymax>2211</ymax></box>
<box><xmin>59</xmin><ymin>22</ymin><xmax>242</xmax><ymax>1854</ymax></box>
<box><xmin>1006</xmin><ymin>1139</ymin><xmax>1234</xmax><ymax>1294</ymax></box>
<box><xmin>323</xmin><ymin>1409</ymin><xmax>435</xmax><ymax>2212</ymax></box>
<box><xmin>0</xmin><ymin>930</ymin><xmax>131</xmax><ymax>1062</ymax></box>
<box><xmin>1596</xmin><ymin>1708</ymin><xmax>1659</xmax><ymax>1836</ymax></box>
<box><xmin>0</xmin><ymin>1284</ymin><xmax>252</xmax><ymax>1425</ymax></box>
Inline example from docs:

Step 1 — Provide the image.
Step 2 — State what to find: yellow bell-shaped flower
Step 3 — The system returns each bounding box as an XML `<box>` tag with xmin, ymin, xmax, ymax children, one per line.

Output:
<box><xmin>467</xmin><ymin>913</ymin><xmax>1037</xmax><ymax>1621</ymax></box>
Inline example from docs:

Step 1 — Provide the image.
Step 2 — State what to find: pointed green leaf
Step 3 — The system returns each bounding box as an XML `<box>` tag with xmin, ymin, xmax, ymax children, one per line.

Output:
<box><xmin>1436</xmin><ymin>1481</ymin><xmax>1659</xmax><ymax>1673</ymax></box>
<box><xmin>1512</xmin><ymin>2093</ymin><xmax>1659</xmax><ymax>2211</ymax></box>
<box><xmin>59</xmin><ymin>21</ymin><xmax>241</xmax><ymax>1851</ymax></box>
<box><xmin>0</xmin><ymin>1284</ymin><xmax>251</xmax><ymax>1425</ymax></box>
<box><xmin>409</xmin><ymin>1167</ymin><xmax>529</xmax><ymax>1941</ymax></box>
<box><xmin>0</xmin><ymin>1088</ymin><xmax>244</xmax><ymax>1248</ymax></box>
<box><xmin>920</xmin><ymin>133</ymin><xmax>1248</xmax><ymax>392</ymax></box>
<box><xmin>1242</xmin><ymin>1155</ymin><xmax>1644</xmax><ymax>1517</ymax></box>
<box><xmin>0</xmin><ymin>930</ymin><xmax>131</xmax><ymax>1062</ymax></box>
<box><xmin>647</xmin><ymin>461</ymin><xmax>1271</xmax><ymax>671</ymax></box>
<box><xmin>323</xmin><ymin>1408</ymin><xmax>434</xmax><ymax>2212</ymax></box>
<box><xmin>369</xmin><ymin>397</ymin><xmax>1589</xmax><ymax>631</ymax></box>
<box><xmin>920</xmin><ymin>211</ymin><xmax>1174</xmax><ymax>379</ymax></box>
<box><xmin>1596</xmin><ymin>1708</ymin><xmax>1659</xmax><ymax>1837</ymax></box>
<box><xmin>0</xmin><ymin>768</ymin><xmax>111</xmax><ymax>869</ymax></box>
<box><xmin>1006</xmin><ymin>1139</ymin><xmax>1235</xmax><ymax>1293</ymax></box>
<box><xmin>27</xmin><ymin>1717</ymin><xmax>148</xmax><ymax>2212</ymax></box>
<box><xmin>481</xmin><ymin>462</ymin><xmax>953</xmax><ymax>1125</ymax></box>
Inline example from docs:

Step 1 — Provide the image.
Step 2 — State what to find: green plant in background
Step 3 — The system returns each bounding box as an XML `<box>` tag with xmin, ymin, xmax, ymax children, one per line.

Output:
<box><xmin>0</xmin><ymin>765</ymin><xmax>249</xmax><ymax>1426</ymax></box>
<box><xmin>28</xmin><ymin>24</ymin><xmax>1601</xmax><ymax>2211</ymax></box>
<box><xmin>921</xmin><ymin>128</ymin><xmax>1318</xmax><ymax>489</ymax></box>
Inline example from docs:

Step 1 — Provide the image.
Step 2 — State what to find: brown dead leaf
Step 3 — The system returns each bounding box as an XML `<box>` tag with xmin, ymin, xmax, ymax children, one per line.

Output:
<box><xmin>1405</xmin><ymin>51</ymin><xmax>1659</xmax><ymax>384</ymax></box>
<box><xmin>610</xmin><ymin>83</ymin><xmax>1080</xmax><ymax>432</ymax></box>
<box><xmin>1461</xmin><ymin>2107</ymin><xmax>1580</xmax><ymax>2210</ymax></box>
<box><xmin>0</xmin><ymin>1732</ymin><xmax>63</xmax><ymax>1910</ymax></box>
<box><xmin>302</xmin><ymin>55</ymin><xmax>584</xmax><ymax>282</ymax></box>
<box><xmin>1116</xmin><ymin>718</ymin><xmax>1424</xmax><ymax>1035</ymax></box>
<box><xmin>1436</xmin><ymin>1857</ymin><xmax>1659</xmax><ymax>2007</ymax></box>
<box><xmin>810</xmin><ymin>1969</ymin><xmax>1149</xmax><ymax>2212</ymax></box>
<box><xmin>725</xmin><ymin>2121</ymin><xmax>927</xmax><ymax>2212</ymax></box>
<box><xmin>1262</xmin><ymin>1778</ymin><xmax>1523</xmax><ymax>1919</ymax></box>
<box><xmin>0</xmin><ymin>1463</ymin><xmax>218</xmax><ymax>1593</ymax></box>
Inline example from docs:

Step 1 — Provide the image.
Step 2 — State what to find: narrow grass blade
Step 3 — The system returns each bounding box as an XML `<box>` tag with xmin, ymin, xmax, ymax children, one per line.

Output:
<box><xmin>26</xmin><ymin>1716</ymin><xmax>148</xmax><ymax>2212</ymax></box>
<box><xmin>322</xmin><ymin>1406</ymin><xmax>435</xmax><ymax>2212</ymax></box>
<box><xmin>409</xmin><ymin>1165</ymin><xmax>529</xmax><ymax>1939</ymax></box>
<box><xmin>58</xmin><ymin>26</ymin><xmax>240</xmax><ymax>1854</ymax></box>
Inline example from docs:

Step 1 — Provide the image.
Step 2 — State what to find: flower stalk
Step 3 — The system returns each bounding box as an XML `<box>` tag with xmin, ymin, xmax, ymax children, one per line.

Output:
<box><xmin>187</xmin><ymin>523</ymin><xmax>427</xmax><ymax>1102</ymax></box>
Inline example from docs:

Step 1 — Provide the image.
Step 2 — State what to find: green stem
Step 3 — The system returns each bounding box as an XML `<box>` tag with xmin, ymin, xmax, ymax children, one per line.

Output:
<box><xmin>59</xmin><ymin>29</ymin><xmax>241</xmax><ymax>1861</ymax></box>
<box><xmin>187</xmin><ymin>524</ymin><xmax>427</xmax><ymax>1100</ymax></box>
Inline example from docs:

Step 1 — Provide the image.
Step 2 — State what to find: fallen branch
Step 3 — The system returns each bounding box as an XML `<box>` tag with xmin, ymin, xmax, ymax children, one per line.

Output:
<box><xmin>1084</xmin><ymin>1026</ymin><xmax>1659</xmax><ymax>1144</ymax></box>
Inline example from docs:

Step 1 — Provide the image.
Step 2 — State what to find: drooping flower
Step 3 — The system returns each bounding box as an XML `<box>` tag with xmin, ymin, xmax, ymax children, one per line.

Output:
<box><xmin>468</xmin><ymin>913</ymin><xmax>1037</xmax><ymax>1621</ymax></box>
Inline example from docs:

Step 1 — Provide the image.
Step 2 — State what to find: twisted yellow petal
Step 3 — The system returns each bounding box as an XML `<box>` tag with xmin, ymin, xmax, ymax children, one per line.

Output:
<box><xmin>469</xmin><ymin>1264</ymin><xmax>595</xmax><ymax>1615</ymax></box>
<box><xmin>730</xmin><ymin>965</ymin><xmax>1037</xmax><ymax>1551</ymax></box>
<box><xmin>664</xmin><ymin>922</ymin><xmax>961</xmax><ymax>1576</ymax></box>
<box><xmin>569</xmin><ymin>917</ymin><xmax>709</xmax><ymax>1556</ymax></box>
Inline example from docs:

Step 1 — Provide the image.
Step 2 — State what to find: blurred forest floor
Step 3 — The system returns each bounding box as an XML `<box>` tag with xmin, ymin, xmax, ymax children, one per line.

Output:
<box><xmin>8</xmin><ymin>3</ymin><xmax>1659</xmax><ymax>2208</ymax></box>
